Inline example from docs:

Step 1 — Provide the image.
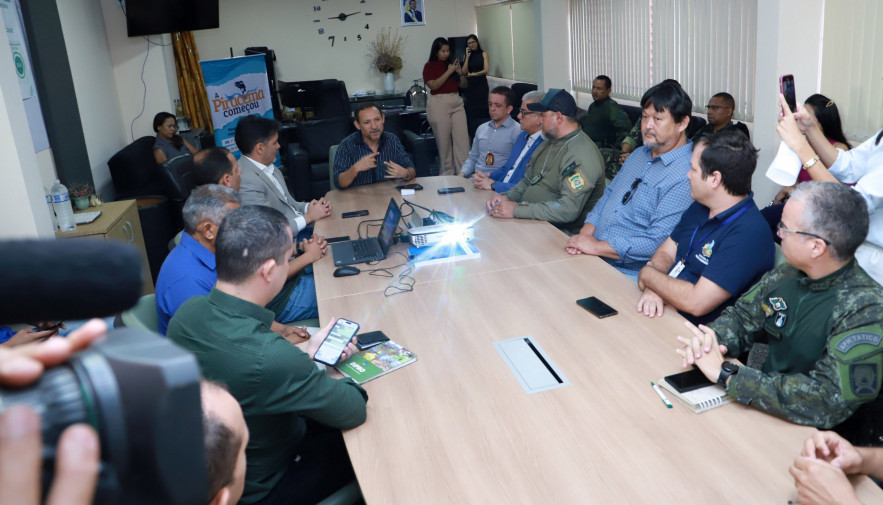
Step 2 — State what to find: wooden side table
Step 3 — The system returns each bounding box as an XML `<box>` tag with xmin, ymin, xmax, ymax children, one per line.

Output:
<box><xmin>55</xmin><ymin>200</ymin><xmax>154</xmax><ymax>295</ymax></box>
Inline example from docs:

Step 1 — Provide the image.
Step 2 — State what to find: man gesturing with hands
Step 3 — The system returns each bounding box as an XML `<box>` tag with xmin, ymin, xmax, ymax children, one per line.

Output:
<box><xmin>333</xmin><ymin>103</ymin><xmax>416</xmax><ymax>188</ymax></box>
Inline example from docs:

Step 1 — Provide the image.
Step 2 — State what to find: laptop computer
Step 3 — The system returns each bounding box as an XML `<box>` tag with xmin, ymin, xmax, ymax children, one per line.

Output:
<box><xmin>331</xmin><ymin>198</ymin><xmax>401</xmax><ymax>266</ymax></box>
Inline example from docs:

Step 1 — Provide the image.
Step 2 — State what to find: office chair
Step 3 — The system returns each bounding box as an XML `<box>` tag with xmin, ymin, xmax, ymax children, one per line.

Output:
<box><xmin>120</xmin><ymin>293</ymin><xmax>159</xmax><ymax>333</ymax></box>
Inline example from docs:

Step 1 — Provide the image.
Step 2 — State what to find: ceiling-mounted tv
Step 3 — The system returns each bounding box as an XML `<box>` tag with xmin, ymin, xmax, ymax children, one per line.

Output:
<box><xmin>125</xmin><ymin>0</ymin><xmax>220</xmax><ymax>37</ymax></box>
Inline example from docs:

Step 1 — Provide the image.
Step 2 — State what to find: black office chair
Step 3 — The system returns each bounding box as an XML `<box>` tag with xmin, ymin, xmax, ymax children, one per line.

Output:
<box><xmin>158</xmin><ymin>155</ymin><xmax>195</xmax><ymax>231</ymax></box>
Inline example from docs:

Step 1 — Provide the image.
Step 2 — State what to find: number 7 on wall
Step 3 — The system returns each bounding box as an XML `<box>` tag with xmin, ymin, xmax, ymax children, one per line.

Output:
<box><xmin>328</xmin><ymin>35</ymin><xmax>335</xmax><ymax>47</ymax></box>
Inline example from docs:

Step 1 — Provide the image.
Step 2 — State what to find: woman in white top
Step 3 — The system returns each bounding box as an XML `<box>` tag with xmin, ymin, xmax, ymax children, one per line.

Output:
<box><xmin>777</xmin><ymin>94</ymin><xmax>883</xmax><ymax>284</ymax></box>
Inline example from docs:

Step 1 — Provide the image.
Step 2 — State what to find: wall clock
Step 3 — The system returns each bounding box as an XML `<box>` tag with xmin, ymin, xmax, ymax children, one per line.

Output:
<box><xmin>312</xmin><ymin>0</ymin><xmax>373</xmax><ymax>47</ymax></box>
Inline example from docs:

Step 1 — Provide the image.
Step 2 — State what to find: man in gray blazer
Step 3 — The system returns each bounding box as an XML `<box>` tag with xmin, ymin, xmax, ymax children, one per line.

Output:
<box><xmin>236</xmin><ymin>115</ymin><xmax>332</xmax><ymax>239</ymax></box>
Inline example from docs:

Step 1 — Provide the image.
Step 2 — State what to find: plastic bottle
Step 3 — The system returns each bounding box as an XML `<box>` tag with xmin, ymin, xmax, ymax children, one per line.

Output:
<box><xmin>50</xmin><ymin>179</ymin><xmax>76</xmax><ymax>232</ymax></box>
<box><xmin>44</xmin><ymin>186</ymin><xmax>58</xmax><ymax>231</ymax></box>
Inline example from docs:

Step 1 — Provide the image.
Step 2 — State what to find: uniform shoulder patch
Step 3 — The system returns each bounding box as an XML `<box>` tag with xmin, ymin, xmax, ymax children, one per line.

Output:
<box><xmin>568</xmin><ymin>171</ymin><xmax>585</xmax><ymax>191</ymax></box>
<box><xmin>830</xmin><ymin>325</ymin><xmax>883</xmax><ymax>402</ymax></box>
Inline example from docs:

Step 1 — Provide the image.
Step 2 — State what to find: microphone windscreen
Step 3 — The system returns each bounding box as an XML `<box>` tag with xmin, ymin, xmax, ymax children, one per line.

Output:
<box><xmin>0</xmin><ymin>239</ymin><xmax>143</xmax><ymax>322</ymax></box>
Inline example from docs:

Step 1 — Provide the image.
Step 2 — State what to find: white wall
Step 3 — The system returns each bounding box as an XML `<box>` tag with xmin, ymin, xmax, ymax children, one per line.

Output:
<box><xmin>535</xmin><ymin>0</ymin><xmax>570</xmax><ymax>91</ymax></box>
<box><xmin>0</xmin><ymin>21</ymin><xmax>54</xmax><ymax>239</ymax></box>
<box><xmin>57</xmin><ymin>0</ymin><xmax>128</xmax><ymax>199</ymax></box>
<box><xmin>191</xmin><ymin>0</ymin><xmax>478</xmax><ymax>96</ymax></box>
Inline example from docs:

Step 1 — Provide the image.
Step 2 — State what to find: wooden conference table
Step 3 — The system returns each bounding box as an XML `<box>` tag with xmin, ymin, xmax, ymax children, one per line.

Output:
<box><xmin>313</xmin><ymin>176</ymin><xmax>883</xmax><ymax>504</ymax></box>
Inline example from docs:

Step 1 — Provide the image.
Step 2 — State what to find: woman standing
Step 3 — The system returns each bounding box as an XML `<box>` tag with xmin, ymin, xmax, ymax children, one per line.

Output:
<box><xmin>423</xmin><ymin>37</ymin><xmax>469</xmax><ymax>175</ymax></box>
<box><xmin>152</xmin><ymin>112</ymin><xmax>196</xmax><ymax>164</ymax></box>
<box><xmin>462</xmin><ymin>35</ymin><xmax>490</xmax><ymax>132</ymax></box>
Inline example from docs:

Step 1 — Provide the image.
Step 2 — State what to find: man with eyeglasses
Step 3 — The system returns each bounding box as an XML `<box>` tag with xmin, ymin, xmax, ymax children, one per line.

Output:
<box><xmin>459</xmin><ymin>86</ymin><xmax>522</xmax><ymax>178</ymax></box>
<box><xmin>473</xmin><ymin>90</ymin><xmax>545</xmax><ymax>193</ymax></box>
<box><xmin>486</xmin><ymin>88</ymin><xmax>605</xmax><ymax>235</ymax></box>
<box><xmin>676</xmin><ymin>181</ymin><xmax>883</xmax><ymax>430</ymax></box>
<box><xmin>565</xmin><ymin>80</ymin><xmax>695</xmax><ymax>280</ymax></box>
<box><xmin>636</xmin><ymin>131</ymin><xmax>774</xmax><ymax>325</ymax></box>
<box><xmin>690</xmin><ymin>92</ymin><xmax>750</xmax><ymax>143</ymax></box>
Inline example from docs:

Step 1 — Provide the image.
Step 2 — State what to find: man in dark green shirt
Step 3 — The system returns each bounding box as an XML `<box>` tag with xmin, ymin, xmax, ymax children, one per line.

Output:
<box><xmin>675</xmin><ymin>182</ymin><xmax>883</xmax><ymax>430</ymax></box>
<box><xmin>168</xmin><ymin>205</ymin><xmax>367</xmax><ymax>505</ymax></box>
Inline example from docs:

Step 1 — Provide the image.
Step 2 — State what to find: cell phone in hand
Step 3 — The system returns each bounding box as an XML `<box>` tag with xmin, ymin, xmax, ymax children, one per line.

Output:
<box><xmin>576</xmin><ymin>297</ymin><xmax>618</xmax><ymax>319</ymax></box>
<box><xmin>437</xmin><ymin>187</ymin><xmax>465</xmax><ymax>195</ymax></box>
<box><xmin>664</xmin><ymin>367</ymin><xmax>713</xmax><ymax>394</ymax></box>
<box><xmin>314</xmin><ymin>318</ymin><xmax>360</xmax><ymax>367</ymax></box>
<box><xmin>779</xmin><ymin>74</ymin><xmax>796</xmax><ymax>113</ymax></box>
<box><xmin>342</xmin><ymin>210</ymin><xmax>369</xmax><ymax>219</ymax></box>
<box><xmin>356</xmin><ymin>330</ymin><xmax>390</xmax><ymax>350</ymax></box>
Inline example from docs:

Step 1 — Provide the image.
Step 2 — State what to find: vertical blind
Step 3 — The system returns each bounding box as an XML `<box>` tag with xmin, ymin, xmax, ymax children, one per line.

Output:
<box><xmin>569</xmin><ymin>0</ymin><xmax>757</xmax><ymax>121</ymax></box>
<box><xmin>475</xmin><ymin>0</ymin><xmax>538</xmax><ymax>84</ymax></box>
<box><xmin>820</xmin><ymin>0</ymin><xmax>883</xmax><ymax>142</ymax></box>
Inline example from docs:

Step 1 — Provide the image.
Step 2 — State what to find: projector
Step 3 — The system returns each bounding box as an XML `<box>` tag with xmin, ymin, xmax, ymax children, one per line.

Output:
<box><xmin>409</xmin><ymin>222</ymin><xmax>475</xmax><ymax>247</ymax></box>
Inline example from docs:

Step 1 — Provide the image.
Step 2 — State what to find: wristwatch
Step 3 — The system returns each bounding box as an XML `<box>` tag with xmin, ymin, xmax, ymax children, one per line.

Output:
<box><xmin>717</xmin><ymin>361</ymin><xmax>739</xmax><ymax>388</ymax></box>
<box><xmin>491</xmin><ymin>181</ymin><xmax>497</xmax><ymax>191</ymax></box>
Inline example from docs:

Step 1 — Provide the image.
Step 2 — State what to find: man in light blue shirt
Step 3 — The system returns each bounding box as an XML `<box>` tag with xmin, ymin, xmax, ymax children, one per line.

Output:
<box><xmin>565</xmin><ymin>80</ymin><xmax>695</xmax><ymax>279</ymax></box>
<box><xmin>459</xmin><ymin>86</ymin><xmax>522</xmax><ymax>177</ymax></box>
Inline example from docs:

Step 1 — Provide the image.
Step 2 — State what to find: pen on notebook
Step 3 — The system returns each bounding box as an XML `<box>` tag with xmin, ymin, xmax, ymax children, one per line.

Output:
<box><xmin>650</xmin><ymin>381</ymin><xmax>673</xmax><ymax>408</ymax></box>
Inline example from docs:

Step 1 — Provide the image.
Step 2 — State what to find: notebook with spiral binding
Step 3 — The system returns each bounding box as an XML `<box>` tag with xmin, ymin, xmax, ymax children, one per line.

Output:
<box><xmin>656</xmin><ymin>377</ymin><xmax>733</xmax><ymax>413</ymax></box>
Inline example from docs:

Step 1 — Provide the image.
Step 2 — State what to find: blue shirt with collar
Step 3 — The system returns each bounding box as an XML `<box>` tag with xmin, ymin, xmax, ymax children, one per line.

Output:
<box><xmin>332</xmin><ymin>131</ymin><xmax>413</xmax><ymax>188</ymax></box>
<box><xmin>488</xmin><ymin>130</ymin><xmax>544</xmax><ymax>193</ymax></box>
<box><xmin>460</xmin><ymin>116</ymin><xmax>521</xmax><ymax>177</ymax></box>
<box><xmin>155</xmin><ymin>232</ymin><xmax>217</xmax><ymax>335</ymax></box>
<box><xmin>584</xmin><ymin>141</ymin><xmax>694</xmax><ymax>276</ymax></box>
<box><xmin>668</xmin><ymin>192</ymin><xmax>775</xmax><ymax>325</ymax></box>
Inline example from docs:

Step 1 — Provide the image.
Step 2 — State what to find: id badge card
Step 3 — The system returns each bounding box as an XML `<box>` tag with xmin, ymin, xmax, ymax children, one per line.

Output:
<box><xmin>669</xmin><ymin>261</ymin><xmax>685</xmax><ymax>278</ymax></box>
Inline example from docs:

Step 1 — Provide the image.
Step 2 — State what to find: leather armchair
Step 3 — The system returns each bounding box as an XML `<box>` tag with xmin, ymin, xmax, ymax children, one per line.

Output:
<box><xmin>286</xmin><ymin>116</ymin><xmax>355</xmax><ymax>201</ymax></box>
<box><xmin>157</xmin><ymin>155</ymin><xmax>195</xmax><ymax>230</ymax></box>
<box><xmin>108</xmin><ymin>136</ymin><xmax>165</xmax><ymax>200</ymax></box>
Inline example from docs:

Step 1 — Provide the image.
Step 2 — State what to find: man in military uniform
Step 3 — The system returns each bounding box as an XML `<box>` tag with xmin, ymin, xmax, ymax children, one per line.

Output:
<box><xmin>578</xmin><ymin>75</ymin><xmax>632</xmax><ymax>180</ymax></box>
<box><xmin>676</xmin><ymin>181</ymin><xmax>883</xmax><ymax>429</ymax></box>
<box><xmin>486</xmin><ymin>88</ymin><xmax>605</xmax><ymax>235</ymax></box>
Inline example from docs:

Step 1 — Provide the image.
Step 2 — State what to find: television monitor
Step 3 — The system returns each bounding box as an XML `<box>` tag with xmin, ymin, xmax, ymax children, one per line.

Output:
<box><xmin>125</xmin><ymin>0</ymin><xmax>220</xmax><ymax>37</ymax></box>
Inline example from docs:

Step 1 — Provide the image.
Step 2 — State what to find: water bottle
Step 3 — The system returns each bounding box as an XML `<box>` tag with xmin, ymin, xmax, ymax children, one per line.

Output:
<box><xmin>50</xmin><ymin>179</ymin><xmax>76</xmax><ymax>232</ymax></box>
<box><xmin>44</xmin><ymin>186</ymin><xmax>58</xmax><ymax>231</ymax></box>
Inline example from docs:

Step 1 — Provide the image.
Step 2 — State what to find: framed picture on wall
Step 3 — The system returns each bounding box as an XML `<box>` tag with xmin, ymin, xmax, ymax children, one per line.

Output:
<box><xmin>402</xmin><ymin>0</ymin><xmax>425</xmax><ymax>26</ymax></box>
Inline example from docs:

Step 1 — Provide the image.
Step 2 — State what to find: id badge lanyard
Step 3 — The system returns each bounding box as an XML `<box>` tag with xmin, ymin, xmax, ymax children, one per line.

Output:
<box><xmin>669</xmin><ymin>202</ymin><xmax>751</xmax><ymax>278</ymax></box>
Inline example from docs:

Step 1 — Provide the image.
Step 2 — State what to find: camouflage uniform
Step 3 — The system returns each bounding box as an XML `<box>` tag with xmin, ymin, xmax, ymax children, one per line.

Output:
<box><xmin>578</xmin><ymin>98</ymin><xmax>632</xmax><ymax>149</ymax></box>
<box><xmin>709</xmin><ymin>260</ymin><xmax>883</xmax><ymax>428</ymax></box>
<box><xmin>601</xmin><ymin>117</ymin><xmax>644</xmax><ymax>181</ymax></box>
<box><xmin>504</xmin><ymin>129</ymin><xmax>605</xmax><ymax>235</ymax></box>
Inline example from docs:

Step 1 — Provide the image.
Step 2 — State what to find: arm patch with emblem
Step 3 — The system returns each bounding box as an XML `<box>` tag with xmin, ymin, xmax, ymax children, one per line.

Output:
<box><xmin>829</xmin><ymin>325</ymin><xmax>883</xmax><ymax>402</ymax></box>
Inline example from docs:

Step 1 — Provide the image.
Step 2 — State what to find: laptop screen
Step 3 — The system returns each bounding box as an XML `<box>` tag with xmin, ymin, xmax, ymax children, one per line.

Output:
<box><xmin>377</xmin><ymin>198</ymin><xmax>401</xmax><ymax>254</ymax></box>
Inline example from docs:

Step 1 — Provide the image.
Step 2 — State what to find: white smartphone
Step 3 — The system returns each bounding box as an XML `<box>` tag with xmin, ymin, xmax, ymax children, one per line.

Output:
<box><xmin>313</xmin><ymin>318</ymin><xmax>360</xmax><ymax>366</ymax></box>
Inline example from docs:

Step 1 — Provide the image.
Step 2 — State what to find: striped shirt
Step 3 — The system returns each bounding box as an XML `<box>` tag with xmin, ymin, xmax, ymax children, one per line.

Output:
<box><xmin>332</xmin><ymin>131</ymin><xmax>413</xmax><ymax>188</ymax></box>
<box><xmin>584</xmin><ymin>141</ymin><xmax>694</xmax><ymax>276</ymax></box>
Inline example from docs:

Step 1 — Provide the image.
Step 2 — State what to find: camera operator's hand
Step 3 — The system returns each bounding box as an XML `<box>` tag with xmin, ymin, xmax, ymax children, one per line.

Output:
<box><xmin>0</xmin><ymin>319</ymin><xmax>105</xmax><ymax>505</ymax></box>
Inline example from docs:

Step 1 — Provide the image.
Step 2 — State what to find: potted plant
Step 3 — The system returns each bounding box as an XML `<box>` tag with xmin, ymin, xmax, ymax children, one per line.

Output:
<box><xmin>69</xmin><ymin>183</ymin><xmax>94</xmax><ymax>210</ymax></box>
<box><xmin>368</xmin><ymin>28</ymin><xmax>407</xmax><ymax>94</ymax></box>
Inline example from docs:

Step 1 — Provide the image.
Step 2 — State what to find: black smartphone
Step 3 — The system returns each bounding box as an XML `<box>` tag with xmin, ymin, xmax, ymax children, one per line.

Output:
<box><xmin>342</xmin><ymin>210</ymin><xmax>369</xmax><ymax>218</ymax></box>
<box><xmin>314</xmin><ymin>318</ymin><xmax>360</xmax><ymax>366</ymax></box>
<box><xmin>396</xmin><ymin>183</ymin><xmax>424</xmax><ymax>191</ymax></box>
<box><xmin>32</xmin><ymin>321</ymin><xmax>64</xmax><ymax>332</ymax></box>
<box><xmin>576</xmin><ymin>297</ymin><xmax>618</xmax><ymax>319</ymax></box>
<box><xmin>356</xmin><ymin>330</ymin><xmax>390</xmax><ymax>351</ymax></box>
<box><xmin>780</xmin><ymin>74</ymin><xmax>796</xmax><ymax>113</ymax></box>
<box><xmin>664</xmin><ymin>367</ymin><xmax>714</xmax><ymax>394</ymax></box>
<box><xmin>325</xmin><ymin>236</ymin><xmax>350</xmax><ymax>244</ymax></box>
<box><xmin>438</xmin><ymin>187</ymin><xmax>465</xmax><ymax>194</ymax></box>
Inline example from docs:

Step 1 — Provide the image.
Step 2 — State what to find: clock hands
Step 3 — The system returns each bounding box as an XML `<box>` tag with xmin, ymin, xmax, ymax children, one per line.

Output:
<box><xmin>328</xmin><ymin>11</ymin><xmax>361</xmax><ymax>21</ymax></box>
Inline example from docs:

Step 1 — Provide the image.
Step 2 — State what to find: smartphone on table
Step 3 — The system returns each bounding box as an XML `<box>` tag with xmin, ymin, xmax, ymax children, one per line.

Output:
<box><xmin>313</xmin><ymin>318</ymin><xmax>360</xmax><ymax>366</ymax></box>
<box><xmin>576</xmin><ymin>297</ymin><xmax>618</xmax><ymax>319</ymax></box>
<box><xmin>356</xmin><ymin>330</ymin><xmax>390</xmax><ymax>351</ymax></box>
<box><xmin>779</xmin><ymin>74</ymin><xmax>796</xmax><ymax>113</ymax></box>
<box><xmin>664</xmin><ymin>367</ymin><xmax>713</xmax><ymax>394</ymax></box>
<box><xmin>342</xmin><ymin>210</ymin><xmax>369</xmax><ymax>219</ymax></box>
<box><xmin>396</xmin><ymin>183</ymin><xmax>424</xmax><ymax>191</ymax></box>
<box><xmin>438</xmin><ymin>187</ymin><xmax>465</xmax><ymax>194</ymax></box>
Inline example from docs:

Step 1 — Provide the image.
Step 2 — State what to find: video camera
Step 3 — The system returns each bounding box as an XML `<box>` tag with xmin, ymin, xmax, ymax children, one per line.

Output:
<box><xmin>0</xmin><ymin>240</ymin><xmax>207</xmax><ymax>505</ymax></box>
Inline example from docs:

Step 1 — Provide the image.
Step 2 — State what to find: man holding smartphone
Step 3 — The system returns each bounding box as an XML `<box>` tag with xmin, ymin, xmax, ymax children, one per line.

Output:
<box><xmin>333</xmin><ymin>103</ymin><xmax>415</xmax><ymax>188</ymax></box>
<box><xmin>168</xmin><ymin>205</ymin><xmax>366</xmax><ymax>505</ymax></box>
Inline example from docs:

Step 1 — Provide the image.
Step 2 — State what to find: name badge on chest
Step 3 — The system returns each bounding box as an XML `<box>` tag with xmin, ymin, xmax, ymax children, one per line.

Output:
<box><xmin>669</xmin><ymin>261</ymin><xmax>685</xmax><ymax>278</ymax></box>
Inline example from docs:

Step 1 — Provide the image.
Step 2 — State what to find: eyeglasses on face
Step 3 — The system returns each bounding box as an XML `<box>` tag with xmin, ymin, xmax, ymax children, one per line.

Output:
<box><xmin>776</xmin><ymin>222</ymin><xmax>831</xmax><ymax>245</ymax></box>
<box><xmin>705</xmin><ymin>104</ymin><xmax>731</xmax><ymax>111</ymax></box>
<box><xmin>622</xmin><ymin>178</ymin><xmax>642</xmax><ymax>205</ymax></box>
<box><xmin>518</xmin><ymin>109</ymin><xmax>539</xmax><ymax>116</ymax></box>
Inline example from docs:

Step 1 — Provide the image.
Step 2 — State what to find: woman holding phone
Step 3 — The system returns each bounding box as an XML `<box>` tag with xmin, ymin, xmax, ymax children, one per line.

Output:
<box><xmin>462</xmin><ymin>35</ymin><xmax>490</xmax><ymax>131</ymax></box>
<box><xmin>423</xmin><ymin>37</ymin><xmax>469</xmax><ymax>176</ymax></box>
<box><xmin>777</xmin><ymin>93</ymin><xmax>883</xmax><ymax>285</ymax></box>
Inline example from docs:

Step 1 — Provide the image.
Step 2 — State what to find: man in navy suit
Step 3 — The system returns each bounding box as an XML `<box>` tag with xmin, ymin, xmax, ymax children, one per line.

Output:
<box><xmin>473</xmin><ymin>90</ymin><xmax>545</xmax><ymax>192</ymax></box>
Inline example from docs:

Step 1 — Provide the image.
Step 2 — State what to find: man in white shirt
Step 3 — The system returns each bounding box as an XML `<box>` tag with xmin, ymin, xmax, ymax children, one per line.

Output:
<box><xmin>236</xmin><ymin>115</ymin><xmax>331</xmax><ymax>240</ymax></box>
